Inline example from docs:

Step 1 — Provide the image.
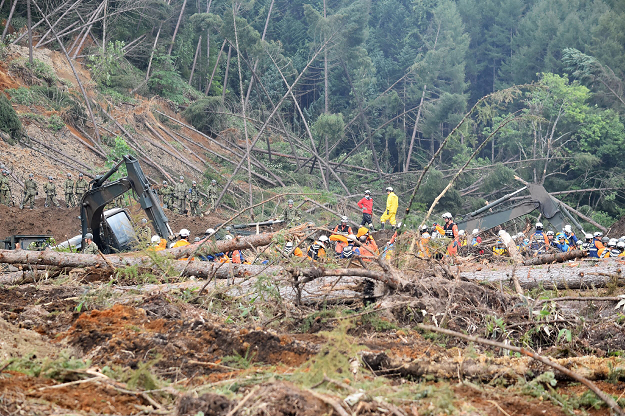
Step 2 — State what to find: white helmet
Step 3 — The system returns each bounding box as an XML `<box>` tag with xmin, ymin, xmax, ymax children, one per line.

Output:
<box><xmin>546</xmin><ymin>230</ymin><xmax>554</xmax><ymax>236</ymax></box>
<box><xmin>472</xmin><ymin>229</ymin><xmax>479</xmax><ymax>235</ymax></box>
<box><xmin>498</xmin><ymin>230</ymin><xmax>506</xmax><ymax>237</ymax></box>
<box><xmin>364</xmin><ymin>190</ymin><xmax>371</xmax><ymax>195</ymax></box>
<box><xmin>151</xmin><ymin>235</ymin><xmax>160</xmax><ymax>244</ymax></box>
<box><xmin>385</xmin><ymin>186</ymin><xmax>393</xmax><ymax>192</ymax></box>
<box><xmin>284</xmin><ymin>242</ymin><xmax>294</xmax><ymax>254</ymax></box>
<box><xmin>618</xmin><ymin>241</ymin><xmax>625</xmax><ymax>249</ymax></box>
<box><xmin>609</xmin><ymin>238</ymin><xmax>618</xmax><ymax>247</ymax></box>
<box><xmin>442</xmin><ymin>212</ymin><xmax>452</xmax><ymax>219</ymax></box>
<box><xmin>535</xmin><ymin>222</ymin><xmax>543</xmax><ymax>230</ymax></box>
<box><xmin>458</xmin><ymin>230</ymin><xmax>465</xmax><ymax>236</ymax></box>
<box><xmin>179</xmin><ymin>229</ymin><xmax>190</xmax><ymax>237</ymax></box>
<box><xmin>205</xmin><ymin>228</ymin><xmax>215</xmax><ymax>235</ymax></box>
<box><xmin>585</xmin><ymin>233</ymin><xmax>593</xmax><ymax>240</ymax></box>
<box><xmin>347</xmin><ymin>234</ymin><xmax>357</xmax><ymax>241</ymax></box>
<box><xmin>224</xmin><ymin>234</ymin><xmax>233</xmax><ymax>240</ymax></box>
<box><xmin>564</xmin><ymin>225</ymin><xmax>572</xmax><ymax>233</ymax></box>
<box><xmin>341</xmin><ymin>216</ymin><xmax>348</xmax><ymax>223</ymax></box>
<box><xmin>319</xmin><ymin>235</ymin><xmax>329</xmax><ymax>243</ymax></box>
<box><xmin>594</xmin><ymin>232</ymin><xmax>603</xmax><ymax>238</ymax></box>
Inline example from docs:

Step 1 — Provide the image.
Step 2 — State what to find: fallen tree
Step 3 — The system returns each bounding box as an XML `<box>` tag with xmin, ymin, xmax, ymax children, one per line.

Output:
<box><xmin>523</xmin><ymin>250</ymin><xmax>588</xmax><ymax>265</ymax></box>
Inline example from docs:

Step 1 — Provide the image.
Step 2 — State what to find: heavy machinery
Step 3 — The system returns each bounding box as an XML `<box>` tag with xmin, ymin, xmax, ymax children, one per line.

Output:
<box><xmin>456</xmin><ymin>183</ymin><xmax>586</xmax><ymax>235</ymax></box>
<box><xmin>2</xmin><ymin>235</ymin><xmax>54</xmax><ymax>250</ymax></box>
<box><xmin>59</xmin><ymin>155</ymin><xmax>174</xmax><ymax>253</ymax></box>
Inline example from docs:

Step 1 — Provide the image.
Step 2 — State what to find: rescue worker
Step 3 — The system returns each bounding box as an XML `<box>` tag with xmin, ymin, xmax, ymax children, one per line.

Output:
<box><xmin>442</xmin><ymin>212</ymin><xmax>459</xmax><ymax>256</ymax></box>
<box><xmin>207</xmin><ymin>179</ymin><xmax>218</xmax><ymax>211</ymax></box>
<box><xmin>356</xmin><ymin>227</ymin><xmax>379</xmax><ymax>261</ymax></box>
<box><xmin>417</xmin><ymin>225</ymin><xmax>431</xmax><ymax>259</ymax></box>
<box><xmin>588</xmin><ymin>232</ymin><xmax>604</xmax><ymax>258</ymax></box>
<box><xmin>529</xmin><ymin>222</ymin><xmax>549</xmax><ymax>255</ymax></box>
<box><xmin>546</xmin><ymin>230</ymin><xmax>555</xmax><ymax>248</ymax></box>
<box><xmin>149</xmin><ymin>235</ymin><xmax>166</xmax><ymax>251</ymax></box>
<box><xmin>333</xmin><ymin>216</ymin><xmax>353</xmax><ymax>235</ymax></box>
<box><xmin>204</xmin><ymin>228</ymin><xmax>216</xmax><ymax>239</ymax></box>
<box><xmin>74</xmin><ymin>173</ymin><xmax>89</xmax><ymax>201</ymax></box>
<box><xmin>581</xmin><ymin>234</ymin><xmax>593</xmax><ymax>251</ymax></box>
<box><xmin>554</xmin><ymin>233</ymin><xmax>570</xmax><ymax>253</ymax></box>
<box><xmin>600</xmin><ymin>236</ymin><xmax>610</xmax><ymax>257</ymax></box>
<box><xmin>280</xmin><ymin>199</ymin><xmax>301</xmax><ymax>225</ymax></box>
<box><xmin>614</xmin><ymin>241</ymin><xmax>625</xmax><ymax>257</ymax></box>
<box><xmin>137</xmin><ymin>218</ymin><xmax>151</xmax><ymax>242</ymax></box>
<box><xmin>159</xmin><ymin>180</ymin><xmax>173</xmax><ymax>209</ymax></box>
<box><xmin>380</xmin><ymin>186</ymin><xmax>398</xmax><ymax>229</ymax></box>
<box><xmin>284</xmin><ymin>241</ymin><xmax>305</xmax><ymax>257</ymax></box>
<box><xmin>82</xmin><ymin>233</ymin><xmax>99</xmax><ymax>254</ymax></box>
<box><xmin>330</xmin><ymin>233</ymin><xmax>350</xmax><ymax>257</ymax></box>
<box><xmin>43</xmin><ymin>176</ymin><xmax>60</xmax><ymax>207</ymax></box>
<box><xmin>0</xmin><ymin>169</ymin><xmax>12</xmax><ymax>206</ymax></box>
<box><xmin>21</xmin><ymin>173</ymin><xmax>38</xmax><ymax>209</ymax></box>
<box><xmin>493</xmin><ymin>231</ymin><xmax>508</xmax><ymax>256</ymax></box>
<box><xmin>605</xmin><ymin>238</ymin><xmax>619</xmax><ymax>257</ymax></box>
<box><xmin>357</xmin><ymin>190</ymin><xmax>374</xmax><ymax>229</ymax></box>
<box><xmin>431</xmin><ymin>222</ymin><xmax>444</xmax><ymax>238</ymax></box>
<box><xmin>64</xmin><ymin>173</ymin><xmax>75</xmax><ymax>208</ymax></box>
<box><xmin>563</xmin><ymin>225</ymin><xmax>579</xmax><ymax>249</ymax></box>
<box><xmin>341</xmin><ymin>235</ymin><xmax>360</xmax><ymax>259</ymax></box>
<box><xmin>307</xmin><ymin>235</ymin><xmax>328</xmax><ymax>260</ymax></box>
<box><xmin>174</xmin><ymin>176</ymin><xmax>187</xmax><ymax>214</ymax></box>
<box><xmin>172</xmin><ymin>228</ymin><xmax>191</xmax><ymax>248</ymax></box>
<box><xmin>189</xmin><ymin>181</ymin><xmax>202</xmax><ymax>217</ymax></box>
<box><xmin>470</xmin><ymin>229</ymin><xmax>482</xmax><ymax>246</ymax></box>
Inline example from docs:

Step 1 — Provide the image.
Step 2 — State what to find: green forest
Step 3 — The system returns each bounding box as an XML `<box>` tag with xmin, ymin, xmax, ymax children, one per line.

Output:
<box><xmin>2</xmin><ymin>0</ymin><xmax>625</xmax><ymax>226</ymax></box>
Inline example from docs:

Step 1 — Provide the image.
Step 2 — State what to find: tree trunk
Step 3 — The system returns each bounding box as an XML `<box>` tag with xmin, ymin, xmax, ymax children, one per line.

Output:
<box><xmin>188</xmin><ymin>35</ymin><xmax>201</xmax><ymax>84</ymax></box>
<box><xmin>102</xmin><ymin>0</ymin><xmax>108</xmax><ymax>52</ymax></box>
<box><xmin>27</xmin><ymin>0</ymin><xmax>33</xmax><ymax>65</ymax></box>
<box><xmin>244</xmin><ymin>0</ymin><xmax>274</xmax><ymax>107</ymax></box>
<box><xmin>523</xmin><ymin>250</ymin><xmax>588</xmax><ymax>266</ymax></box>
<box><xmin>404</xmin><ymin>85</ymin><xmax>426</xmax><ymax>172</ymax></box>
<box><xmin>1</xmin><ymin>0</ymin><xmax>17</xmax><ymax>43</ymax></box>
<box><xmin>222</xmin><ymin>44</ymin><xmax>232</xmax><ymax>101</ymax></box>
<box><xmin>168</xmin><ymin>0</ymin><xmax>188</xmax><ymax>56</ymax></box>
<box><xmin>206</xmin><ymin>39</ymin><xmax>226</xmax><ymax>94</ymax></box>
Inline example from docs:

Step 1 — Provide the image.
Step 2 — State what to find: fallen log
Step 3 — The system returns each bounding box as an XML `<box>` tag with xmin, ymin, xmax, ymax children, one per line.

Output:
<box><xmin>523</xmin><ymin>250</ymin><xmax>588</xmax><ymax>266</ymax></box>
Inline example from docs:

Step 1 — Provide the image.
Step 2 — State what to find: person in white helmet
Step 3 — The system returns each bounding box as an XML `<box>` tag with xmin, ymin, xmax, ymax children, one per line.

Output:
<box><xmin>172</xmin><ymin>228</ymin><xmax>191</xmax><ymax>248</ymax></box>
<box><xmin>528</xmin><ymin>222</ymin><xmax>549</xmax><ymax>255</ymax></box>
<box><xmin>307</xmin><ymin>235</ymin><xmax>328</xmax><ymax>260</ymax></box>
<box><xmin>589</xmin><ymin>232</ymin><xmax>604</xmax><ymax>258</ymax></box>
<box><xmin>380</xmin><ymin>186</ymin><xmax>398</xmax><ymax>229</ymax></box>
<box><xmin>357</xmin><ymin>190</ymin><xmax>374</xmax><ymax>230</ymax></box>
<box><xmin>442</xmin><ymin>212</ymin><xmax>460</xmax><ymax>256</ymax></box>
<box><xmin>563</xmin><ymin>224</ymin><xmax>579</xmax><ymax>249</ymax></box>
<box><xmin>148</xmin><ymin>234</ymin><xmax>166</xmax><ymax>251</ymax></box>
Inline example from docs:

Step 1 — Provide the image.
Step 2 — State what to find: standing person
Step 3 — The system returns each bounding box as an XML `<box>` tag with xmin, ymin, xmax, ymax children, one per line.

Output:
<box><xmin>82</xmin><ymin>233</ymin><xmax>99</xmax><ymax>254</ymax></box>
<box><xmin>442</xmin><ymin>212</ymin><xmax>459</xmax><ymax>256</ymax></box>
<box><xmin>333</xmin><ymin>216</ymin><xmax>353</xmax><ymax>235</ymax></box>
<box><xmin>159</xmin><ymin>180</ymin><xmax>173</xmax><ymax>209</ymax></box>
<box><xmin>20</xmin><ymin>173</ymin><xmax>38</xmax><ymax>209</ymax></box>
<box><xmin>280</xmin><ymin>199</ymin><xmax>301</xmax><ymax>225</ymax></box>
<box><xmin>0</xmin><ymin>169</ymin><xmax>12</xmax><ymax>206</ymax></box>
<box><xmin>380</xmin><ymin>187</ymin><xmax>398</xmax><ymax>229</ymax></box>
<box><xmin>64</xmin><ymin>173</ymin><xmax>76</xmax><ymax>208</ymax></box>
<box><xmin>589</xmin><ymin>232</ymin><xmax>604</xmax><ymax>258</ymax></box>
<box><xmin>43</xmin><ymin>176</ymin><xmax>60</xmax><ymax>208</ymax></box>
<box><xmin>189</xmin><ymin>181</ymin><xmax>202</xmax><ymax>216</ymax></box>
<box><xmin>174</xmin><ymin>176</ymin><xmax>187</xmax><ymax>214</ymax></box>
<box><xmin>563</xmin><ymin>225</ymin><xmax>579</xmax><ymax>249</ymax></box>
<box><xmin>207</xmin><ymin>179</ymin><xmax>218</xmax><ymax>211</ymax></box>
<box><xmin>75</xmin><ymin>172</ymin><xmax>89</xmax><ymax>201</ymax></box>
<box><xmin>357</xmin><ymin>190</ymin><xmax>374</xmax><ymax>230</ymax></box>
<box><xmin>528</xmin><ymin>222</ymin><xmax>549</xmax><ymax>255</ymax></box>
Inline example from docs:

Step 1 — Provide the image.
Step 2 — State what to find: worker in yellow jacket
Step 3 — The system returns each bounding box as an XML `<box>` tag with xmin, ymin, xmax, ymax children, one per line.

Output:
<box><xmin>380</xmin><ymin>186</ymin><xmax>398</xmax><ymax>229</ymax></box>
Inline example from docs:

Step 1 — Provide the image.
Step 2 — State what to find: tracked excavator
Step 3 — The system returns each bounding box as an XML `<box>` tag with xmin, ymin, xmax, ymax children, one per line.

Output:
<box><xmin>456</xmin><ymin>182</ymin><xmax>586</xmax><ymax>235</ymax></box>
<box><xmin>58</xmin><ymin>155</ymin><xmax>174</xmax><ymax>253</ymax></box>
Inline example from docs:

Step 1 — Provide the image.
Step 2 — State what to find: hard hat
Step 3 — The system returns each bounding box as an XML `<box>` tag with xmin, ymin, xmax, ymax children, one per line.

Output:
<box><xmin>151</xmin><ymin>235</ymin><xmax>160</xmax><ymax>244</ymax></box>
<box><xmin>609</xmin><ymin>238</ymin><xmax>618</xmax><ymax>247</ymax></box>
<box><xmin>385</xmin><ymin>186</ymin><xmax>393</xmax><ymax>192</ymax></box>
<box><xmin>356</xmin><ymin>227</ymin><xmax>369</xmax><ymax>238</ymax></box>
<box><xmin>535</xmin><ymin>222</ymin><xmax>543</xmax><ymax>229</ymax></box>
<box><xmin>85</xmin><ymin>233</ymin><xmax>93</xmax><ymax>240</ymax></box>
<box><xmin>472</xmin><ymin>229</ymin><xmax>479</xmax><ymax>235</ymax></box>
<box><xmin>602</xmin><ymin>236</ymin><xmax>609</xmax><ymax>244</ymax></box>
<box><xmin>618</xmin><ymin>241</ymin><xmax>625</xmax><ymax>249</ymax></box>
<box><xmin>442</xmin><ymin>212</ymin><xmax>452</xmax><ymax>219</ymax></box>
<box><xmin>546</xmin><ymin>231</ymin><xmax>554</xmax><ymax>236</ymax></box>
<box><xmin>79</xmin><ymin>172</ymin><xmax>83</xmax><ymax>177</ymax></box>
<box><xmin>288</xmin><ymin>199</ymin><xmax>294</xmax><ymax>204</ymax></box>
<box><xmin>180</xmin><ymin>228</ymin><xmax>190</xmax><ymax>237</ymax></box>
<box><xmin>4</xmin><ymin>170</ymin><xmax>9</xmax><ymax>174</ymax></box>
<box><xmin>498</xmin><ymin>230</ymin><xmax>506</xmax><ymax>236</ymax></box>
<box><xmin>141</xmin><ymin>218</ymin><xmax>147</xmax><ymax>224</ymax></box>
<box><xmin>594</xmin><ymin>232</ymin><xmax>603</xmax><ymax>238</ymax></box>
<box><xmin>317</xmin><ymin>239</ymin><xmax>326</xmax><ymax>248</ymax></box>
<box><xmin>284</xmin><ymin>242</ymin><xmax>294</xmax><ymax>254</ymax></box>
<box><xmin>557</xmin><ymin>233</ymin><xmax>565</xmax><ymax>240</ymax></box>
<box><xmin>347</xmin><ymin>234</ymin><xmax>357</xmax><ymax>241</ymax></box>
<box><xmin>194</xmin><ymin>237</ymin><xmax>201</xmax><ymax>242</ymax></box>
<box><xmin>458</xmin><ymin>230</ymin><xmax>465</xmax><ymax>235</ymax></box>
<box><xmin>48</xmin><ymin>176</ymin><xmax>53</xmax><ymax>180</ymax></box>
<box><xmin>564</xmin><ymin>225</ymin><xmax>572</xmax><ymax>233</ymax></box>
<box><xmin>319</xmin><ymin>235</ymin><xmax>329</xmax><ymax>243</ymax></box>
<box><xmin>419</xmin><ymin>225</ymin><xmax>428</xmax><ymax>232</ymax></box>
<box><xmin>225</xmin><ymin>226</ymin><xmax>232</xmax><ymax>232</ymax></box>
<box><xmin>285</xmin><ymin>242</ymin><xmax>294</xmax><ymax>248</ymax></box>
<box><xmin>585</xmin><ymin>233</ymin><xmax>593</xmax><ymax>240</ymax></box>
<box><xmin>28</xmin><ymin>173</ymin><xmax>33</xmax><ymax>178</ymax></box>
<box><xmin>211</xmin><ymin>179</ymin><xmax>217</xmax><ymax>184</ymax></box>
<box><xmin>222</xmin><ymin>234</ymin><xmax>233</xmax><ymax>240</ymax></box>
<box><xmin>341</xmin><ymin>216</ymin><xmax>348</xmax><ymax>223</ymax></box>
<box><xmin>364</xmin><ymin>190</ymin><xmax>371</xmax><ymax>195</ymax></box>
<box><xmin>205</xmin><ymin>228</ymin><xmax>215</xmax><ymax>235</ymax></box>
<box><xmin>179</xmin><ymin>176</ymin><xmax>184</xmax><ymax>180</ymax></box>
<box><xmin>67</xmin><ymin>172</ymin><xmax>71</xmax><ymax>177</ymax></box>
<box><xmin>163</xmin><ymin>180</ymin><xmax>167</xmax><ymax>184</ymax></box>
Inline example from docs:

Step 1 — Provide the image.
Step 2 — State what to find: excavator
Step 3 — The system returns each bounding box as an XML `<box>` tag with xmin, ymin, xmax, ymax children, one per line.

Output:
<box><xmin>58</xmin><ymin>155</ymin><xmax>174</xmax><ymax>253</ymax></box>
<box><xmin>455</xmin><ymin>182</ymin><xmax>586</xmax><ymax>235</ymax></box>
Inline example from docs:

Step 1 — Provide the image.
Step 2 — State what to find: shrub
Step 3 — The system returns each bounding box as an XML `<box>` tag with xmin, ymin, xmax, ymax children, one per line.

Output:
<box><xmin>0</xmin><ymin>93</ymin><xmax>23</xmax><ymax>143</ymax></box>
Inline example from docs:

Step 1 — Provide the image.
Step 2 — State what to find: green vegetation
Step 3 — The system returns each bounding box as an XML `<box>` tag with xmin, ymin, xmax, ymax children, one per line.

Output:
<box><xmin>0</xmin><ymin>93</ymin><xmax>23</xmax><ymax>143</ymax></box>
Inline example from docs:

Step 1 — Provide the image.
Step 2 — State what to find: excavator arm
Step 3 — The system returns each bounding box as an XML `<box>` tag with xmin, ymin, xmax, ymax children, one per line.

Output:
<box><xmin>456</xmin><ymin>183</ymin><xmax>578</xmax><ymax>234</ymax></box>
<box><xmin>80</xmin><ymin>155</ymin><xmax>173</xmax><ymax>251</ymax></box>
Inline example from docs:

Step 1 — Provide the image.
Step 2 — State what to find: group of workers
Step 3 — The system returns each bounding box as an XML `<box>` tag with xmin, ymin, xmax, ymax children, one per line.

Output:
<box><xmin>157</xmin><ymin>177</ymin><xmax>219</xmax><ymax>216</ymax></box>
<box><xmin>0</xmin><ymin>168</ymin><xmax>89</xmax><ymax>209</ymax></box>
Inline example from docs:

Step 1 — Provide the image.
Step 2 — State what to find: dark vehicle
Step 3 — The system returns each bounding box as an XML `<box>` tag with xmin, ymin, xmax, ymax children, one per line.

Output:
<box><xmin>58</xmin><ymin>155</ymin><xmax>174</xmax><ymax>254</ymax></box>
<box><xmin>2</xmin><ymin>235</ymin><xmax>54</xmax><ymax>250</ymax></box>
